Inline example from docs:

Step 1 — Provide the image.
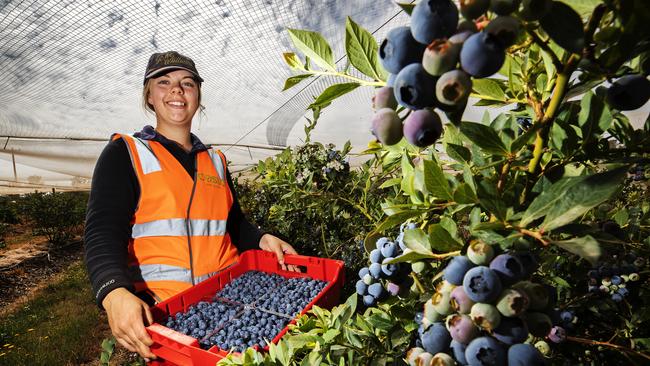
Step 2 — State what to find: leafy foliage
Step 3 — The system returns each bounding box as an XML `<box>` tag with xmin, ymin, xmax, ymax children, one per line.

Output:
<box><xmin>227</xmin><ymin>1</ymin><xmax>650</xmax><ymax>364</ymax></box>
<box><xmin>17</xmin><ymin>191</ymin><xmax>87</xmax><ymax>246</ymax></box>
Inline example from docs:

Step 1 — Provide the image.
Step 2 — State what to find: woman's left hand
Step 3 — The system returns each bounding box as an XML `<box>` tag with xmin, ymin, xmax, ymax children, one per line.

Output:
<box><xmin>258</xmin><ymin>233</ymin><xmax>300</xmax><ymax>272</ymax></box>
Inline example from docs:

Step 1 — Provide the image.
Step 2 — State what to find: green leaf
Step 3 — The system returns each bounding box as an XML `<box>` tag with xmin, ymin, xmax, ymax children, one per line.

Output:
<box><xmin>345</xmin><ymin>17</ymin><xmax>383</xmax><ymax>80</ymax></box>
<box><xmin>552</xmin><ymin>235</ymin><xmax>602</xmax><ymax>265</ymax></box>
<box><xmin>322</xmin><ymin>329</ymin><xmax>340</xmax><ymax>343</ymax></box>
<box><xmin>309</xmin><ymin>83</ymin><xmax>360</xmax><ymax>109</ymax></box>
<box><xmin>613</xmin><ymin>209</ymin><xmax>629</xmax><ymax>227</ymax></box>
<box><xmin>283</xmin><ymin>52</ymin><xmax>305</xmax><ymax>70</ymax></box>
<box><xmin>366</xmin><ymin>314</ymin><xmax>394</xmax><ymax>331</ymax></box>
<box><xmin>454</xmin><ymin>183</ymin><xmax>478</xmax><ymax>204</ymax></box>
<box><xmin>287</xmin><ymin>28</ymin><xmax>336</xmax><ymax>72</ymax></box>
<box><xmin>539</xmin><ymin>1</ymin><xmax>585</xmax><ymax>54</ymax></box>
<box><xmin>283</xmin><ymin>74</ymin><xmax>312</xmax><ymax>91</ymax></box>
<box><xmin>428</xmin><ymin>224</ymin><xmax>463</xmax><ymax>252</ymax></box>
<box><xmin>404</xmin><ymin>228</ymin><xmax>434</xmax><ymax>253</ymax></box>
<box><xmin>460</xmin><ymin>122</ymin><xmax>509</xmax><ymax>156</ymax></box>
<box><xmin>560</xmin><ymin>0</ymin><xmax>601</xmax><ymax>16</ymax></box>
<box><xmin>387</xmin><ymin>249</ymin><xmax>438</xmax><ymax>263</ymax></box>
<box><xmin>510</xmin><ymin>123</ymin><xmax>539</xmax><ymax>152</ymax></box>
<box><xmin>520</xmin><ymin>167</ymin><xmax>627</xmax><ymax>230</ymax></box>
<box><xmin>423</xmin><ymin>158</ymin><xmax>453</xmax><ymax>200</ymax></box>
<box><xmin>396</xmin><ymin>3</ymin><xmax>415</xmax><ymax>15</ymax></box>
<box><xmin>379</xmin><ymin>177</ymin><xmax>402</xmax><ymax>189</ymax></box>
<box><xmin>439</xmin><ymin>216</ymin><xmax>458</xmax><ymax>238</ymax></box>
<box><xmin>578</xmin><ymin>91</ymin><xmax>613</xmax><ymax>139</ymax></box>
<box><xmin>374</xmin><ymin>209</ymin><xmax>426</xmax><ymax>233</ymax></box>
<box><xmin>446</xmin><ymin>143</ymin><xmax>472</xmax><ymax>163</ymax></box>
<box><xmin>472</xmin><ymin>79</ymin><xmax>507</xmax><ymax>101</ymax></box>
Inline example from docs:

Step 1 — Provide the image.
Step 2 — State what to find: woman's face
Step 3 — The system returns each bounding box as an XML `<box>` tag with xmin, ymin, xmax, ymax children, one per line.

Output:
<box><xmin>147</xmin><ymin>69</ymin><xmax>200</xmax><ymax>127</ymax></box>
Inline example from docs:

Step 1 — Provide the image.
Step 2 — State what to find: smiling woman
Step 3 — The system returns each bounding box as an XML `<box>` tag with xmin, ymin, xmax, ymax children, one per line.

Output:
<box><xmin>83</xmin><ymin>50</ymin><xmax>300</xmax><ymax>361</ymax></box>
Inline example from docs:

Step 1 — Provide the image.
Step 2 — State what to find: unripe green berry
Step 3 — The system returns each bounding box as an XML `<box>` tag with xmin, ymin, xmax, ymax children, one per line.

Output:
<box><xmin>467</xmin><ymin>240</ymin><xmax>495</xmax><ymax>265</ymax></box>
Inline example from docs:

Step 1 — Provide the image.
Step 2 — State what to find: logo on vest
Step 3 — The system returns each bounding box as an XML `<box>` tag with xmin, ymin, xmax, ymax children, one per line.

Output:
<box><xmin>197</xmin><ymin>172</ymin><xmax>224</xmax><ymax>187</ymax></box>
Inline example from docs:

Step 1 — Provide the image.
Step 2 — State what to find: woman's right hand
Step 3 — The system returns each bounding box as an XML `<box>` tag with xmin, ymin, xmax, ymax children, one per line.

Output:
<box><xmin>102</xmin><ymin>287</ymin><xmax>157</xmax><ymax>360</ymax></box>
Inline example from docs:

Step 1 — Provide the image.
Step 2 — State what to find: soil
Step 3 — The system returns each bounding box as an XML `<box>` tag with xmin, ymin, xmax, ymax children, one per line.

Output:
<box><xmin>0</xmin><ymin>229</ymin><xmax>138</xmax><ymax>365</ymax></box>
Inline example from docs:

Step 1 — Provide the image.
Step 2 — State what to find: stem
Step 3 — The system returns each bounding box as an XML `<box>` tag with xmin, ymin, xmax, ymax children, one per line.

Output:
<box><xmin>410</xmin><ymin>273</ymin><xmax>426</xmax><ymax>294</ymax></box>
<box><xmin>566</xmin><ymin>336</ymin><xmax>650</xmax><ymax>361</ymax></box>
<box><xmin>518</xmin><ymin>228</ymin><xmax>550</xmax><ymax>246</ymax></box>
<box><xmin>430</xmin><ymin>250</ymin><xmax>462</xmax><ymax>259</ymax></box>
<box><xmin>527</xmin><ymin>54</ymin><xmax>580</xmax><ymax>174</ymax></box>
<box><xmin>497</xmin><ymin>160</ymin><xmax>512</xmax><ymax>193</ymax></box>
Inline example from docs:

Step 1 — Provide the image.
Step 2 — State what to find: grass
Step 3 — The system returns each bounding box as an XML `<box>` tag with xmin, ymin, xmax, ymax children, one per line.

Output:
<box><xmin>0</xmin><ymin>261</ymin><xmax>105</xmax><ymax>365</ymax></box>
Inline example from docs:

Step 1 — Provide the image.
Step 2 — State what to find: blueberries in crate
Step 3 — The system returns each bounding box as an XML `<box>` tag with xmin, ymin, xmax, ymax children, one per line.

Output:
<box><xmin>257</xmin><ymin>277</ymin><xmax>328</xmax><ymax>317</ymax></box>
<box><xmin>205</xmin><ymin>308</ymin><xmax>290</xmax><ymax>352</ymax></box>
<box><xmin>215</xmin><ymin>271</ymin><xmax>285</xmax><ymax>304</ymax></box>
<box><xmin>165</xmin><ymin>301</ymin><xmax>240</xmax><ymax>340</ymax></box>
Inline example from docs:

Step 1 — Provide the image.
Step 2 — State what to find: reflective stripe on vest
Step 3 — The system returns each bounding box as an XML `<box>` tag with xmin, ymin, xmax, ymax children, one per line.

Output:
<box><xmin>208</xmin><ymin>148</ymin><xmax>225</xmax><ymax>181</ymax></box>
<box><xmin>132</xmin><ymin>137</ymin><xmax>162</xmax><ymax>174</ymax></box>
<box><xmin>129</xmin><ymin>263</ymin><xmax>233</xmax><ymax>284</ymax></box>
<box><xmin>132</xmin><ymin>218</ymin><xmax>227</xmax><ymax>238</ymax></box>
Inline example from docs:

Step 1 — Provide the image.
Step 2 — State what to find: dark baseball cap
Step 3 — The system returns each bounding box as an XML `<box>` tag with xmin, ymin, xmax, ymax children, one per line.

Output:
<box><xmin>143</xmin><ymin>51</ymin><xmax>204</xmax><ymax>85</ymax></box>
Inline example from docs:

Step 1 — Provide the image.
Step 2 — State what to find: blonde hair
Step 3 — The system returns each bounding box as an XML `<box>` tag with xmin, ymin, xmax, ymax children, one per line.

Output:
<box><xmin>141</xmin><ymin>77</ymin><xmax>205</xmax><ymax>114</ymax></box>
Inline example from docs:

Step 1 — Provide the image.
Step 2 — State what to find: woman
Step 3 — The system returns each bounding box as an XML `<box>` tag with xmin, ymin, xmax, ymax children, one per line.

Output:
<box><xmin>84</xmin><ymin>51</ymin><xmax>298</xmax><ymax>360</ymax></box>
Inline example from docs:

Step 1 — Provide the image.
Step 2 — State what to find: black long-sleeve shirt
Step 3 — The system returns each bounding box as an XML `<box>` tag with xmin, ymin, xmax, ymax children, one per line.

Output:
<box><xmin>84</xmin><ymin>126</ymin><xmax>262</xmax><ymax>308</ymax></box>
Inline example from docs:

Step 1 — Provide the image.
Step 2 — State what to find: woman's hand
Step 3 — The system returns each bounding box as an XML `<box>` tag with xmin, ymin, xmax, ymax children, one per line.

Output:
<box><xmin>102</xmin><ymin>287</ymin><xmax>157</xmax><ymax>361</ymax></box>
<box><xmin>258</xmin><ymin>233</ymin><xmax>300</xmax><ymax>272</ymax></box>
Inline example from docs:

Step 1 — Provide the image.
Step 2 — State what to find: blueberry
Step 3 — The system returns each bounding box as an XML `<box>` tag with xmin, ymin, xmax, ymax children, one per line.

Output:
<box><xmin>380</xmin><ymin>241</ymin><xmax>399</xmax><ymax>258</ymax></box>
<box><xmin>493</xmin><ymin>316</ymin><xmax>528</xmax><ymax>345</ymax></box>
<box><xmin>422</xmin><ymin>39</ymin><xmax>461</xmax><ymax>76</ymax></box>
<box><xmin>424</xmin><ymin>298</ymin><xmax>444</xmax><ymax>324</ymax></box>
<box><xmin>514</xmin><ymin>251</ymin><xmax>538</xmax><ymax>279</ymax></box>
<box><xmin>436</xmin><ymin>69</ymin><xmax>472</xmax><ymax>107</ymax></box>
<box><xmin>387</xmin><ymin>73</ymin><xmax>397</xmax><ymax>87</ymax></box>
<box><xmin>369</xmin><ymin>262</ymin><xmax>383</xmax><ymax>279</ymax></box>
<box><xmin>421</xmin><ymin>322</ymin><xmax>452</xmax><ymax>354</ymax></box>
<box><xmin>378</xmin><ymin>26</ymin><xmax>426</xmax><ymax>74</ymax></box>
<box><xmin>358</xmin><ymin>267</ymin><xmax>370</xmax><ymax>279</ymax></box>
<box><xmin>507</xmin><ymin>343</ymin><xmax>546</xmax><ymax>365</ymax></box>
<box><xmin>611</xmin><ymin>275</ymin><xmax>623</xmax><ymax>286</ymax></box>
<box><xmin>460</xmin><ymin>32</ymin><xmax>506</xmax><ymax>78</ymax></box>
<box><xmin>371</xmin><ymin>108</ymin><xmax>403</xmax><ymax>146</ymax></box>
<box><xmin>446</xmin><ymin>314</ymin><xmax>480</xmax><ymax>344</ymax></box>
<box><xmin>406</xmin><ymin>347</ymin><xmax>426</xmax><ymax>365</ymax></box>
<box><xmin>444</xmin><ymin>256</ymin><xmax>476</xmax><ymax>286</ymax></box>
<box><xmin>450</xmin><ymin>340</ymin><xmax>468</xmax><ymax>364</ymax></box>
<box><xmin>465</xmin><ymin>336</ymin><xmax>507</xmax><ymax>366</ymax></box>
<box><xmin>381</xmin><ymin>260</ymin><xmax>400</xmax><ymax>278</ymax></box>
<box><xmin>403</xmin><ymin>109</ymin><xmax>444</xmax><ymax>147</ymax></box>
<box><xmin>457</xmin><ymin>20</ymin><xmax>479</xmax><ymax>34</ymax></box>
<box><xmin>450</xmin><ymin>285</ymin><xmax>476</xmax><ymax>314</ymax></box>
<box><xmin>356</xmin><ymin>280</ymin><xmax>368</xmax><ymax>296</ymax></box>
<box><xmin>370</xmin><ymin>248</ymin><xmax>383</xmax><ymax>264</ymax></box>
<box><xmin>489</xmin><ymin>0</ymin><xmax>521</xmax><ymax>15</ymax></box>
<box><xmin>372</xmin><ymin>86</ymin><xmax>398</xmax><ymax>110</ymax></box>
<box><xmin>386</xmin><ymin>282</ymin><xmax>401</xmax><ymax>296</ymax></box>
<box><xmin>484</xmin><ymin>16</ymin><xmax>520</xmax><ymax>48</ymax></box>
<box><xmin>611</xmin><ymin>293</ymin><xmax>624</xmax><ymax>302</ymax></box>
<box><xmin>489</xmin><ymin>254</ymin><xmax>525</xmax><ymax>286</ymax></box>
<box><xmin>368</xmin><ymin>283</ymin><xmax>387</xmax><ymax>300</ymax></box>
<box><xmin>470</xmin><ymin>303</ymin><xmax>502</xmax><ymax>332</ymax></box>
<box><xmin>463</xmin><ymin>266</ymin><xmax>503</xmax><ymax>303</ymax></box>
<box><xmin>432</xmin><ymin>352</ymin><xmax>456</xmax><ymax>365</ymax></box>
<box><xmin>467</xmin><ymin>240</ymin><xmax>495</xmax><ymax>265</ymax></box>
<box><xmin>495</xmin><ymin>288</ymin><xmax>529</xmax><ymax>317</ymax></box>
<box><xmin>450</xmin><ymin>30</ymin><xmax>475</xmax><ymax>44</ymax></box>
<box><xmin>559</xmin><ymin>310</ymin><xmax>574</xmax><ymax>323</ymax></box>
<box><xmin>394</xmin><ymin>63</ymin><xmax>439</xmax><ymax>110</ymax></box>
<box><xmin>432</xmin><ymin>286</ymin><xmax>456</xmax><ymax>315</ymax></box>
<box><xmin>547</xmin><ymin>326</ymin><xmax>566</xmax><ymax>343</ymax></box>
<box><xmin>460</xmin><ymin>0</ymin><xmax>490</xmax><ymax>20</ymax></box>
<box><xmin>411</xmin><ymin>0</ymin><xmax>459</xmax><ymax>44</ymax></box>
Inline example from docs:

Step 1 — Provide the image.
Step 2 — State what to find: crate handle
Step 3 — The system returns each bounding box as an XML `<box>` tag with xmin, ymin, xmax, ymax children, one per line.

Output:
<box><xmin>282</xmin><ymin>253</ymin><xmax>318</xmax><ymax>267</ymax></box>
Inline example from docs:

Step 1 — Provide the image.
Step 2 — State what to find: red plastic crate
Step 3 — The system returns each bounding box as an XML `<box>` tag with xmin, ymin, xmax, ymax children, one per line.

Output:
<box><xmin>145</xmin><ymin>250</ymin><xmax>345</xmax><ymax>366</ymax></box>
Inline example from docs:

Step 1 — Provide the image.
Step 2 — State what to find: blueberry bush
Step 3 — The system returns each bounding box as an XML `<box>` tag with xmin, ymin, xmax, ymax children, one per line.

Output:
<box><xmin>222</xmin><ymin>0</ymin><xmax>650</xmax><ymax>364</ymax></box>
<box><xmin>18</xmin><ymin>191</ymin><xmax>87</xmax><ymax>247</ymax></box>
<box><xmin>234</xmin><ymin>114</ymin><xmax>398</xmax><ymax>297</ymax></box>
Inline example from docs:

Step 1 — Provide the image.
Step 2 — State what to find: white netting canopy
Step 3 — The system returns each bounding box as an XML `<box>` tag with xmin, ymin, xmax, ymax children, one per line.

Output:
<box><xmin>1</xmin><ymin>0</ymin><xmax>648</xmax><ymax>194</ymax></box>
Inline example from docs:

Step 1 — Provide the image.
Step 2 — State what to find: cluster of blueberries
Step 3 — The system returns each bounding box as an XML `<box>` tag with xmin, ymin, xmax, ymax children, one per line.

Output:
<box><xmin>408</xmin><ymin>240</ymin><xmax>556</xmax><ymax>365</ymax></box>
<box><xmin>631</xmin><ymin>164</ymin><xmax>649</xmax><ymax>182</ymax></box>
<box><xmin>164</xmin><ymin>271</ymin><xmax>328</xmax><ymax>353</ymax></box>
<box><xmin>587</xmin><ymin>252</ymin><xmax>644</xmax><ymax>303</ymax></box>
<box><xmin>370</xmin><ymin>0</ymin><xmax>528</xmax><ymax>148</ymax></box>
<box><xmin>370</xmin><ymin>0</ymin><xmax>650</xmax><ymax>150</ymax></box>
<box><xmin>355</xmin><ymin>222</ymin><xmax>417</xmax><ymax>306</ymax></box>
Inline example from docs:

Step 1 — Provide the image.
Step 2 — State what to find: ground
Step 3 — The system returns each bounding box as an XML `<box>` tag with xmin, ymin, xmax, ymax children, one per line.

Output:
<box><xmin>0</xmin><ymin>223</ymin><xmax>139</xmax><ymax>365</ymax></box>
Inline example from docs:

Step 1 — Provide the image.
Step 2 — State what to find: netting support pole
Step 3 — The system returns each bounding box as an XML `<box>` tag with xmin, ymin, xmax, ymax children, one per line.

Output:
<box><xmin>11</xmin><ymin>149</ymin><xmax>17</xmax><ymax>182</ymax></box>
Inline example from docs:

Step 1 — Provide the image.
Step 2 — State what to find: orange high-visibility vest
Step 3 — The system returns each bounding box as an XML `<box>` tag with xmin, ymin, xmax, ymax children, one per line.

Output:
<box><xmin>113</xmin><ymin>133</ymin><xmax>239</xmax><ymax>301</ymax></box>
